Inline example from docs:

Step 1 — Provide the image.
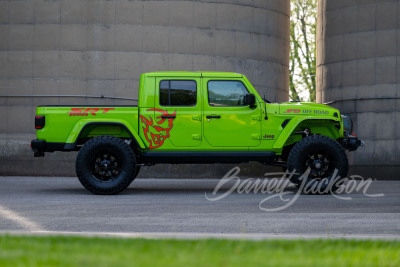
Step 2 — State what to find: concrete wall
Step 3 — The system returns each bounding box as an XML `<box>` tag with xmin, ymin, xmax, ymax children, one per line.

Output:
<box><xmin>0</xmin><ymin>0</ymin><xmax>290</xmax><ymax>177</ymax></box>
<box><xmin>317</xmin><ymin>0</ymin><xmax>400</xmax><ymax>179</ymax></box>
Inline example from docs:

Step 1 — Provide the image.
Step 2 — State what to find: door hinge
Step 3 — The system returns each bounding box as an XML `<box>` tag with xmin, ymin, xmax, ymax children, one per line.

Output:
<box><xmin>192</xmin><ymin>134</ymin><xmax>202</xmax><ymax>140</ymax></box>
<box><xmin>192</xmin><ymin>115</ymin><xmax>202</xmax><ymax>121</ymax></box>
<box><xmin>251</xmin><ymin>134</ymin><xmax>261</xmax><ymax>140</ymax></box>
<box><xmin>252</xmin><ymin>116</ymin><xmax>262</xmax><ymax>121</ymax></box>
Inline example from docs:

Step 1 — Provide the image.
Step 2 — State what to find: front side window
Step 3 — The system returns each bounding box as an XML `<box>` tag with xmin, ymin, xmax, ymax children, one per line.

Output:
<box><xmin>208</xmin><ymin>81</ymin><xmax>249</xmax><ymax>107</ymax></box>
<box><xmin>159</xmin><ymin>80</ymin><xmax>197</xmax><ymax>106</ymax></box>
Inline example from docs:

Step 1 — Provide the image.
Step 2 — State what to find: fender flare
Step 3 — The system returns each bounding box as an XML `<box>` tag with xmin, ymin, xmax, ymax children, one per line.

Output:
<box><xmin>64</xmin><ymin>120</ymin><xmax>146</xmax><ymax>150</ymax></box>
<box><xmin>273</xmin><ymin>116</ymin><xmax>341</xmax><ymax>150</ymax></box>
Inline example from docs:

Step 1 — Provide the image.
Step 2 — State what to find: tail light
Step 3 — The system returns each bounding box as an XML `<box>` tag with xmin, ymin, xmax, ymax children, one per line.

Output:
<box><xmin>35</xmin><ymin>116</ymin><xmax>45</xmax><ymax>129</ymax></box>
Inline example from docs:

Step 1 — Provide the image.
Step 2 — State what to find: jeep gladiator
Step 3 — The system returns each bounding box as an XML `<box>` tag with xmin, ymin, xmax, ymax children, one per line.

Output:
<box><xmin>31</xmin><ymin>72</ymin><xmax>363</xmax><ymax>194</ymax></box>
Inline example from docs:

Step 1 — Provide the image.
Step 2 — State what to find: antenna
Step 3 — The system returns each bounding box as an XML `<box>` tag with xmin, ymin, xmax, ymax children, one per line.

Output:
<box><xmin>264</xmin><ymin>94</ymin><xmax>268</xmax><ymax>120</ymax></box>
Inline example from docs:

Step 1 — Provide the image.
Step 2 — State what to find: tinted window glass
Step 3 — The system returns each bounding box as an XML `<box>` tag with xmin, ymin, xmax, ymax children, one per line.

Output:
<box><xmin>208</xmin><ymin>81</ymin><xmax>249</xmax><ymax>106</ymax></box>
<box><xmin>159</xmin><ymin>81</ymin><xmax>170</xmax><ymax>105</ymax></box>
<box><xmin>159</xmin><ymin>80</ymin><xmax>197</xmax><ymax>106</ymax></box>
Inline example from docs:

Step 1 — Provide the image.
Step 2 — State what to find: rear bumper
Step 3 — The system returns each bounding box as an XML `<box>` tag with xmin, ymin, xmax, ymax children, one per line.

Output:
<box><xmin>31</xmin><ymin>140</ymin><xmax>74</xmax><ymax>157</ymax></box>
<box><xmin>31</xmin><ymin>140</ymin><xmax>46</xmax><ymax>157</ymax></box>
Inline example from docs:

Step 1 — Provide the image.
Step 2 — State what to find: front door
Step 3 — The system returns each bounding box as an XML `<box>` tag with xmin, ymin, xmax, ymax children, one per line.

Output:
<box><xmin>203</xmin><ymin>79</ymin><xmax>261</xmax><ymax>147</ymax></box>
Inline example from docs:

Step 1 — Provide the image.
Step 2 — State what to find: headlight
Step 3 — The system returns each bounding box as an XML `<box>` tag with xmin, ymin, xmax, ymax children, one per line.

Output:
<box><xmin>341</xmin><ymin>115</ymin><xmax>353</xmax><ymax>133</ymax></box>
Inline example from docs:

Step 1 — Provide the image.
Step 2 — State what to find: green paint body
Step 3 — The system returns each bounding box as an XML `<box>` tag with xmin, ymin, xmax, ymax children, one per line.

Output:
<box><xmin>35</xmin><ymin>72</ymin><xmax>344</xmax><ymax>155</ymax></box>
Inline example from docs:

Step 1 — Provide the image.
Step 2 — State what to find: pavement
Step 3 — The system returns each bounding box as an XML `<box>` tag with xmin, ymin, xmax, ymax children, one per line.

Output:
<box><xmin>0</xmin><ymin>177</ymin><xmax>399</xmax><ymax>239</ymax></box>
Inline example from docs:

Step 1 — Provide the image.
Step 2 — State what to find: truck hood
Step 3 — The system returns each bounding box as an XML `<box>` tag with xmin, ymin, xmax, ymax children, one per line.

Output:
<box><xmin>278</xmin><ymin>102</ymin><xmax>340</xmax><ymax>118</ymax></box>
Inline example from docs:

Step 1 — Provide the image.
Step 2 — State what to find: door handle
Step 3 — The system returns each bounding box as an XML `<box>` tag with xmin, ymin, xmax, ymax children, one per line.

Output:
<box><xmin>206</xmin><ymin>115</ymin><xmax>221</xmax><ymax>119</ymax></box>
<box><xmin>161</xmin><ymin>115</ymin><xmax>176</xmax><ymax>119</ymax></box>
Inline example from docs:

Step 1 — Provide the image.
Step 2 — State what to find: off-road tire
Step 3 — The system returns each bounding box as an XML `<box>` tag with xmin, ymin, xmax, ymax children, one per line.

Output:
<box><xmin>134</xmin><ymin>166</ymin><xmax>141</xmax><ymax>178</ymax></box>
<box><xmin>76</xmin><ymin>136</ymin><xmax>137</xmax><ymax>195</ymax></box>
<box><xmin>287</xmin><ymin>135</ymin><xmax>348</xmax><ymax>194</ymax></box>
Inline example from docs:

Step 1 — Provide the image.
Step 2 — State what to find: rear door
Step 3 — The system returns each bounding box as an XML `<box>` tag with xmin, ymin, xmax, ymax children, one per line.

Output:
<box><xmin>149</xmin><ymin>77</ymin><xmax>202</xmax><ymax>148</ymax></box>
<box><xmin>203</xmin><ymin>79</ymin><xmax>262</xmax><ymax>147</ymax></box>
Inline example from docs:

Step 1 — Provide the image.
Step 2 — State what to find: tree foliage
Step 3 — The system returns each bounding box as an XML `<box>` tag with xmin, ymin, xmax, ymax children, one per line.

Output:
<box><xmin>290</xmin><ymin>0</ymin><xmax>317</xmax><ymax>102</ymax></box>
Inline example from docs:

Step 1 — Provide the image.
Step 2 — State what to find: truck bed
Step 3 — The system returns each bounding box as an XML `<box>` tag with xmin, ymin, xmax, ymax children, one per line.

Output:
<box><xmin>35</xmin><ymin>105</ymin><xmax>140</xmax><ymax>143</ymax></box>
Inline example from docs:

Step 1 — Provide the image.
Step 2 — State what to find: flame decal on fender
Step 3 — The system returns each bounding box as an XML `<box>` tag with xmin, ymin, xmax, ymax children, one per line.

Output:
<box><xmin>140</xmin><ymin>109</ymin><xmax>177</xmax><ymax>149</ymax></box>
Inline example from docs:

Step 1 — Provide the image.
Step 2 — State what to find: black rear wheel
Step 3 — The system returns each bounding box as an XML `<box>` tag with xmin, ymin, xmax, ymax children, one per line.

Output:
<box><xmin>90</xmin><ymin>151</ymin><xmax>122</xmax><ymax>182</ymax></box>
<box><xmin>287</xmin><ymin>135</ymin><xmax>348</xmax><ymax>194</ymax></box>
<box><xmin>76</xmin><ymin>136</ymin><xmax>137</xmax><ymax>195</ymax></box>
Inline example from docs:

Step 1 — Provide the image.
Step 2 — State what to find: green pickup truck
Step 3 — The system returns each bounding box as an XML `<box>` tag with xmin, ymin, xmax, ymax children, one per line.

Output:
<box><xmin>31</xmin><ymin>71</ymin><xmax>363</xmax><ymax>194</ymax></box>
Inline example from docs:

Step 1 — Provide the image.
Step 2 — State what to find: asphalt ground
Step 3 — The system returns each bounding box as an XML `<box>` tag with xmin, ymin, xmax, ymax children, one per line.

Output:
<box><xmin>0</xmin><ymin>177</ymin><xmax>399</xmax><ymax>239</ymax></box>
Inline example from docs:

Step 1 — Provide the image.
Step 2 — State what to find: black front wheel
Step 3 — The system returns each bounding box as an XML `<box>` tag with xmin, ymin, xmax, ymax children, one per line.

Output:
<box><xmin>287</xmin><ymin>135</ymin><xmax>348</xmax><ymax>194</ymax></box>
<box><xmin>76</xmin><ymin>136</ymin><xmax>137</xmax><ymax>195</ymax></box>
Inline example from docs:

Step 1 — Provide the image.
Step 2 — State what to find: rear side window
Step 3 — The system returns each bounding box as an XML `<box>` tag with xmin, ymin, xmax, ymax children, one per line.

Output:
<box><xmin>159</xmin><ymin>80</ymin><xmax>197</xmax><ymax>106</ymax></box>
<box><xmin>208</xmin><ymin>81</ymin><xmax>249</xmax><ymax>106</ymax></box>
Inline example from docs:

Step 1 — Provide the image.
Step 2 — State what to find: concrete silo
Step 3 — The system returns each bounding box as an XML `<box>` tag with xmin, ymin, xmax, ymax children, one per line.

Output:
<box><xmin>0</xmin><ymin>0</ymin><xmax>290</xmax><ymax>176</ymax></box>
<box><xmin>316</xmin><ymin>0</ymin><xmax>400</xmax><ymax>178</ymax></box>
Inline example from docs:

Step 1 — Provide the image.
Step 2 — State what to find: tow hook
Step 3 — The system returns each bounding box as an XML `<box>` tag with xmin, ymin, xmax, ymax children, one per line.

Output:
<box><xmin>360</xmin><ymin>140</ymin><xmax>365</xmax><ymax>147</ymax></box>
<box><xmin>342</xmin><ymin>136</ymin><xmax>364</xmax><ymax>151</ymax></box>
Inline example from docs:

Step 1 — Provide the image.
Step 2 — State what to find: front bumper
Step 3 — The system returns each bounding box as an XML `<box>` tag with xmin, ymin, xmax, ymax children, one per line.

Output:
<box><xmin>339</xmin><ymin>136</ymin><xmax>364</xmax><ymax>151</ymax></box>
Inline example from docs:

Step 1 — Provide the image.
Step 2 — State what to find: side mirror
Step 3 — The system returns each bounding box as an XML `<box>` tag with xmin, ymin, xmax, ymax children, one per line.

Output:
<box><xmin>243</xmin><ymin>94</ymin><xmax>256</xmax><ymax>107</ymax></box>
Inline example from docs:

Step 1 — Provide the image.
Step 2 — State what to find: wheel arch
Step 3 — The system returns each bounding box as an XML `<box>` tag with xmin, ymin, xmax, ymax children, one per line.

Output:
<box><xmin>65</xmin><ymin>121</ymin><xmax>146</xmax><ymax>151</ymax></box>
<box><xmin>273</xmin><ymin>117</ymin><xmax>342</xmax><ymax>151</ymax></box>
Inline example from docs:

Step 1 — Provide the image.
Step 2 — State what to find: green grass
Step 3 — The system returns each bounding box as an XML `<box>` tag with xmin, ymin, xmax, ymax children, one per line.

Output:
<box><xmin>0</xmin><ymin>235</ymin><xmax>399</xmax><ymax>267</ymax></box>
